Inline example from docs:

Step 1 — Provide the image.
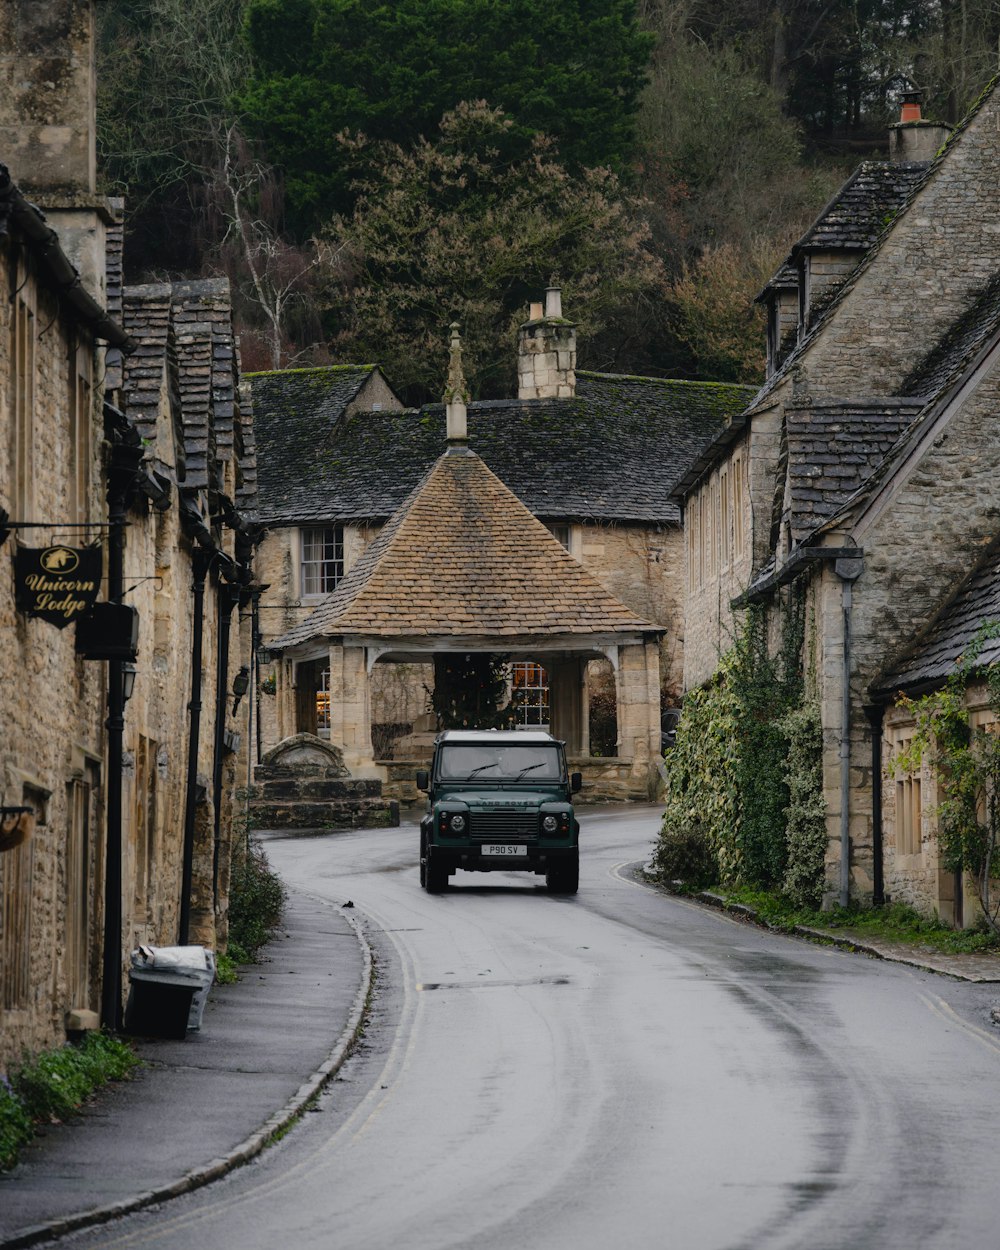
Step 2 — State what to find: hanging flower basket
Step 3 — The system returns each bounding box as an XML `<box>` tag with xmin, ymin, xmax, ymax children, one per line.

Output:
<box><xmin>0</xmin><ymin>807</ymin><xmax>34</xmax><ymax>854</ymax></box>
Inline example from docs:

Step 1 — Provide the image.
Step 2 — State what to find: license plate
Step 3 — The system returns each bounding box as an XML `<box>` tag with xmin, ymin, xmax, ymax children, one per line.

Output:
<box><xmin>481</xmin><ymin>844</ymin><xmax>528</xmax><ymax>857</ymax></box>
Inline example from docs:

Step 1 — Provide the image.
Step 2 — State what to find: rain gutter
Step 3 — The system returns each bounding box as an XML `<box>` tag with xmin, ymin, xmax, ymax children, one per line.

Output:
<box><xmin>0</xmin><ymin>163</ymin><xmax>133</xmax><ymax>351</ymax></box>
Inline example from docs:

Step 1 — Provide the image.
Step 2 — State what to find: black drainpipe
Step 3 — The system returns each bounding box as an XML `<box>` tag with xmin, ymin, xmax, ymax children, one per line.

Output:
<box><xmin>101</xmin><ymin>434</ymin><xmax>142</xmax><ymax>1031</ymax></box>
<box><xmin>179</xmin><ymin>547</ymin><xmax>212</xmax><ymax>944</ymax></box>
<box><xmin>864</xmin><ymin>704</ymin><xmax>885</xmax><ymax>905</ymax></box>
<box><xmin>211</xmin><ymin>580</ymin><xmax>239</xmax><ymax>908</ymax></box>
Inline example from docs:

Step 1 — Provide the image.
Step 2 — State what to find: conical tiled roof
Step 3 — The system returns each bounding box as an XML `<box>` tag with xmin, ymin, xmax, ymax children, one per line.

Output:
<box><xmin>272</xmin><ymin>450</ymin><xmax>660</xmax><ymax>650</ymax></box>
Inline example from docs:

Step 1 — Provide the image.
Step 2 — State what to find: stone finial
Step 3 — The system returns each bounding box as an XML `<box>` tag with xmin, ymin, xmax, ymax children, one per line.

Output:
<box><xmin>443</xmin><ymin>322</ymin><xmax>469</xmax><ymax>445</ymax></box>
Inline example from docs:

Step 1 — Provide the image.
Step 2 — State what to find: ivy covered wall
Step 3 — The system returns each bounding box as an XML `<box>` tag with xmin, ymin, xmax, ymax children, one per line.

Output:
<box><xmin>654</xmin><ymin>591</ymin><xmax>827</xmax><ymax>903</ymax></box>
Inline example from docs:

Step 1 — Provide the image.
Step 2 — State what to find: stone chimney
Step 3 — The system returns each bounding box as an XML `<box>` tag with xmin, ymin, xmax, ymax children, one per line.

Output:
<box><xmin>517</xmin><ymin>286</ymin><xmax>576</xmax><ymax>400</ymax></box>
<box><xmin>0</xmin><ymin>0</ymin><xmax>111</xmax><ymax>301</ymax></box>
<box><xmin>889</xmin><ymin>89</ymin><xmax>951</xmax><ymax>163</ymax></box>
<box><xmin>443</xmin><ymin>322</ymin><xmax>470</xmax><ymax>451</ymax></box>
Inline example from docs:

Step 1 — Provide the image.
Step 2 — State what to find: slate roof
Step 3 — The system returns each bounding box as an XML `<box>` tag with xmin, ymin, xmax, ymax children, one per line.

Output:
<box><xmin>875</xmin><ymin>541</ymin><xmax>1000</xmax><ymax>694</ymax></box>
<box><xmin>121</xmin><ymin>284</ymin><xmax>173</xmax><ymax>449</ymax></box>
<box><xmin>786</xmin><ymin>400</ymin><xmax>924</xmax><ymax>542</ymax></box>
<box><xmin>271</xmin><ymin>450</ymin><xmax>661</xmax><ymax>651</ymax></box>
<box><xmin>794</xmin><ymin>161</ymin><xmax>929</xmax><ymax>253</ymax></box>
<box><xmin>900</xmin><ymin>272</ymin><xmax>1000</xmax><ymax>398</ymax></box>
<box><xmin>249</xmin><ymin>366</ymin><xmax>753</xmax><ymax>527</ymax></box>
<box><xmin>117</xmin><ymin>277</ymin><xmax>257</xmax><ymax>512</ymax></box>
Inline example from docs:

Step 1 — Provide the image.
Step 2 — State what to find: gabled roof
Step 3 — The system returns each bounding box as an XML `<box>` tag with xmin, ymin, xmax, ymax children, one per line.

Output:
<box><xmin>900</xmin><ymin>272</ymin><xmax>1000</xmax><ymax>398</ymax></box>
<box><xmin>794</xmin><ymin>161</ymin><xmax>929</xmax><ymax>253</ymax></box>
<box><xmin>121</xmin><ymin>283</ymin><xmax>173</xmax><ymax>448</ymax></box>
<box><xmin>785</xmin><ymin>400</ymin><xmax>924</xmax><ymax>542</ymax></box>
<box><xmin>271</xmin><ymin>449</ymin><xmax>661</xmax><ymax>651</ymax></box>
<box><xmin>874</xmin><ymin>539</ymin><xmax>1000</xmax><ymax>695</ymax></box>
<box><xmin>250</xmin><ymin>366</ymin><xmax>752</xmax><ymax>526</ymax></box>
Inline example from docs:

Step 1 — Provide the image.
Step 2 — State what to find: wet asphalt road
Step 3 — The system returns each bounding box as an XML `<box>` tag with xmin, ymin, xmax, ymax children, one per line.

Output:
<box><xmin>66</xmin><ymin>806</ymin><xmax>1000</xmax><ymax>1250</ymax></box>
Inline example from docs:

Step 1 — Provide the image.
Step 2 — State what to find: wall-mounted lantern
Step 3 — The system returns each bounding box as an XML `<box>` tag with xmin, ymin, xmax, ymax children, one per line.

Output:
<box><xmin>231</xmin><ymin>665</ymin><xmax>250</xmax><ymax>714</ymax></box>
<box><xmin>123</xmin><ymin>661</ymin><xmax>138</xmax><ymax>703</ymax></box>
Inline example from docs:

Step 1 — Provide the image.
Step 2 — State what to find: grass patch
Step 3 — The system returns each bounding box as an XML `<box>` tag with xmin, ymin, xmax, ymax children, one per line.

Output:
<box><xmin>1</xmin><ymin>1032</ymin><xmax>140</xmax><ymax>1171</ymax></box>
<box><xmin>712</xmin><ymin>886</ymin><xmax>1000</xmax><ymax>955</ymax></box>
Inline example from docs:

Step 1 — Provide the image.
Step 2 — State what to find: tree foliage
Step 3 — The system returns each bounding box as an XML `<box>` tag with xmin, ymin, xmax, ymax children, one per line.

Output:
<box><xmin>318</xmin><ymin>104</ymin><xmax>667</xmax><ymax>402</ymax></box>
<box><xmin>96</xmin><ymin>0</ymin><xmax>254</xmax><ymax>271</ymax></box>
<box><xmin>240</xmin><ymin>0</ymin><xmax>654</xmax><ymax>229</ymax></box>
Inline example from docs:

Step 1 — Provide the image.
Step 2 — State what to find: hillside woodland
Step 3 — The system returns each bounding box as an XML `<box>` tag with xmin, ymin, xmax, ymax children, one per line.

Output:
<box><xmin>96</xmin><ymin>0</ymin><xmax>1000</xmax><ymax>394</ymax></box>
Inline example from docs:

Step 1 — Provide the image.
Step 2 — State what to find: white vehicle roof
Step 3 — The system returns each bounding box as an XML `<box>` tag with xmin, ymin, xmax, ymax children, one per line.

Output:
<box><xmin>437</xmin><ymin>729</ymin><xmax>557</xmax><ymax>744</ymax></box>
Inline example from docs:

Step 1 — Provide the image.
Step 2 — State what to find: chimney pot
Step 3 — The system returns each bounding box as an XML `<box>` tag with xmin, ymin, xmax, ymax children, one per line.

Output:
<box><xmin>900</xmin><ymin>89</ymin><xmax>923</xmax><ymax>123</ymax></box>
<box><xmin>544</xmin><ymin>286</ymin><xmax>563</xmax><ymax>319</ymax></box>
<box><xmin>529</xmin><ymin>301</ymin><xmax>544</xmax><ymax>321</ymax></box>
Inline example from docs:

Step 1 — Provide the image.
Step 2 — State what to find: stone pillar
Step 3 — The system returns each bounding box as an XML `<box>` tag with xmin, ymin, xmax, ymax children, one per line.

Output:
<box><xmin>328</xmin><ymin>644</ymin><xmax>377</xmax><ymax>777</ymax></box>
<box><xmin>615</xmin><ymin>640</ymin><xmax>661</xmax><ymax>798</ymax></box>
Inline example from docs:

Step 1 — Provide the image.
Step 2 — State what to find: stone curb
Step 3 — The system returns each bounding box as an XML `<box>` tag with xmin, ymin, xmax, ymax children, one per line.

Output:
<box><xmin>0</xmin><ymin>910</ymin><xmax>374</xmax><ymax>1250</ymax></box>
<box><xmin>693</xmin><ymin>889</ymin><xmax>1000</xmax><ymax>983</ymax></box>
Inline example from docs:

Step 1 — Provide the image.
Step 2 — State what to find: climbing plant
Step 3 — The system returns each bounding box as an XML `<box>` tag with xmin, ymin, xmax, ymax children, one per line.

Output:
<box><xmin>655</xmin><ymin>585</ymin><xmax>822</xmax><ymax>897</ymax></box>
<box><xmin>779</xmin><ymin>701</ymin><xmax>828</xmax><ymax>908</ymax></box>
<box><xmin>895</xmin><ymin>623</ymin><xmax>1000</xmax><ymax>934</ymax></box>
<box><xmin>655</xmin><ymin>651</ymin><xmax>742</xmax><ymax>883</ymax></box>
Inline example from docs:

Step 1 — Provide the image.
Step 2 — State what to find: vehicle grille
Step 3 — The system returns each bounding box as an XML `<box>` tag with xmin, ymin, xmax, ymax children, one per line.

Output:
<box><xmin>471</xmin><ymin>811</ymin><xmax>538</xmax><ymax>841</ymax></box>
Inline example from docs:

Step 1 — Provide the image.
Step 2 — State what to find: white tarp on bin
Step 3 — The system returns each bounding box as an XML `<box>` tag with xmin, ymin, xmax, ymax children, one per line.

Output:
<box><xmin>129</xmin><ymin>945</ymin><xmax>216</xmax><ymax>1031</ymax></box>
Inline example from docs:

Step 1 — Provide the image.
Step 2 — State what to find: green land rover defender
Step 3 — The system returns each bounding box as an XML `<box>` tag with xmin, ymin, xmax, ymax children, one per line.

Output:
<box><xmin>417</xmin><ymin>730</ymin><xmax>582</xmax><ymax>894</ymax></box>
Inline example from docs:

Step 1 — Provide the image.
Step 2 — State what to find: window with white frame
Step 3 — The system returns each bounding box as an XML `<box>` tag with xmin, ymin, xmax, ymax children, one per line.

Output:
<box><xmin>300</xmin><ymin>526</ymin><xmax>344</xmax><ymax>597</ymax></box>
<box><xmin>511</xmin><ymin>662</ymin><xmax>550</xmax><ymax>726</ymax></box>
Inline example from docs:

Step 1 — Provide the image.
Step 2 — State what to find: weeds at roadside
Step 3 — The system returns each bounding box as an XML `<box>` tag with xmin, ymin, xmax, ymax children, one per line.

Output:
<box><xmin>1</xmin><ymin>1032</ymin><xmax>139</xmax><ymax>1171</ymax></box>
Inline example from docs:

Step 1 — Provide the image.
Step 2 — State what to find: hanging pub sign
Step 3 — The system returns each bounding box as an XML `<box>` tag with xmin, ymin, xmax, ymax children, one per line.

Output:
<box><xmin>13</xmin><ymin>544</ymin><xmax>103</xmax><ymax>628</ymax></box>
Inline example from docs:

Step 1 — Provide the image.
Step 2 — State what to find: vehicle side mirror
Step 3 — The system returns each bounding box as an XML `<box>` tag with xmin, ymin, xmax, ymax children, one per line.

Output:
<box><xmin>416</xmin><ymin>770</ymin><xmax>429</xmax><ymax>792</ymax></box>
<box><xmin>570</xmin><ymin>772</ymin><xmax>582</xmax><ymax>794</ymax></box>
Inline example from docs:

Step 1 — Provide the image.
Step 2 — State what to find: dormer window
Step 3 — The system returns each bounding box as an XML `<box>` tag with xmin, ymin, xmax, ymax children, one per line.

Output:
<box><xmin>300</xmin><ymin>526</ymin><xmax>344</xmax><ymax>597</ymax></box>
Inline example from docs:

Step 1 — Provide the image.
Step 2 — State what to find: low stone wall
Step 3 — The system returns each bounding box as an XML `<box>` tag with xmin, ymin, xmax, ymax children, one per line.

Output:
<box><xmin>380</xmin><ymin>755</ymin><xmax>659</xmax><ymax>804</ymax></box>
<box><xmin>249</xmin><ymin>767</ymin><xmax>399</xmax><ymax>831</ymax></box>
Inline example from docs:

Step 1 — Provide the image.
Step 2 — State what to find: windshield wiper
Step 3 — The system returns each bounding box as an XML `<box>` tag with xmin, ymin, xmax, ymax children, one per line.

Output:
<box><xmin>465</xmin><ymin>762</ymin><xmax>501</xmax><ymax>779</ymax></box>
<box><xmin>513</xmin><ymin>763</ymin><xmax>547</xmax><ymax>781</ymax></box>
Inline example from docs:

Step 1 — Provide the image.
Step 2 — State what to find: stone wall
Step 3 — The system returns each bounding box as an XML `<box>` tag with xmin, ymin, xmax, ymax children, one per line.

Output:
<box><xmin>0</xmin><ymin>242</ymin><xmax>106</xmax><ymax>1067</ymax></box>
<box><xmin>789</xmin><ymin>89</ymin><xmax>1000</xmax><ymax>400</ymax></box>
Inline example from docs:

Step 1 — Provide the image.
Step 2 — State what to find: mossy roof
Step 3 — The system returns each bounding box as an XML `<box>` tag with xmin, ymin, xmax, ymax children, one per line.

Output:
<box><xmin>249</xmin><ymin>367</ymin><xmax>753</xmax><ymax>526</ymax></box>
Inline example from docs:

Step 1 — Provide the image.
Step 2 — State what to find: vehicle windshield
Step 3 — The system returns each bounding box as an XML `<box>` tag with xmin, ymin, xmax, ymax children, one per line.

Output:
<box><xmin>437</xmin><ymin>743</ymin><xmax>563</xmax><ymax>783</ymax></box>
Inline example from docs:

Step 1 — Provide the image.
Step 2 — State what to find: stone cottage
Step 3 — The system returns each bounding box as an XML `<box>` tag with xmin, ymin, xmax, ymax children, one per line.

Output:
<box><xmin>249</xmin><ymin>292</ymin><xmax>752</xmax><ymax>801</ymax></box>
<box><xmin>0</xmin><ymin>0</ymin><xmax>259</xmax><ymax>1066</ymax></box>
<box><xmin>677</xmin><ymin>85</ymin><xmax>1000</xmax><ymax>920</ymax></box>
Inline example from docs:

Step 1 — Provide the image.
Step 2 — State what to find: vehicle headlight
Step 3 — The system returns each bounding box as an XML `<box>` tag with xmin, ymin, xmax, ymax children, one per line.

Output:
<box><xmin>542</xmin><ymin>815</ymin><xmax>559</xmax><ymax>834</ymax></box>
<box><xmin>449</xmin><ymin>813</ymin><xmax>466</xmax><ymax>833</ymax></box>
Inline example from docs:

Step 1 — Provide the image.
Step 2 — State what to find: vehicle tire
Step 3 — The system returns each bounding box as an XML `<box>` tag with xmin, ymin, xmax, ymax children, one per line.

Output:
<box><xmin>425</xmin><ymin>855</ymin><xmax>449</xmax><ymax>893</ymax></box>
<box><xmin>546</xmin><ymin>852</ymin><xmax>579</xmax><ymax>894</ymax></box>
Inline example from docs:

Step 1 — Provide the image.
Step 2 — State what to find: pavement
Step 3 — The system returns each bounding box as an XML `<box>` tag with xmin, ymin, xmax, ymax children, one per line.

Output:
<box><xmin>0</xmin><ymin>888</ymin><xmax>370</xmax><ymax>1250</ymax></box>
<box><xmin>2</xmin><ymin>849</ymin><xmax>996</xmax><ymax>1250</ymax></box>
